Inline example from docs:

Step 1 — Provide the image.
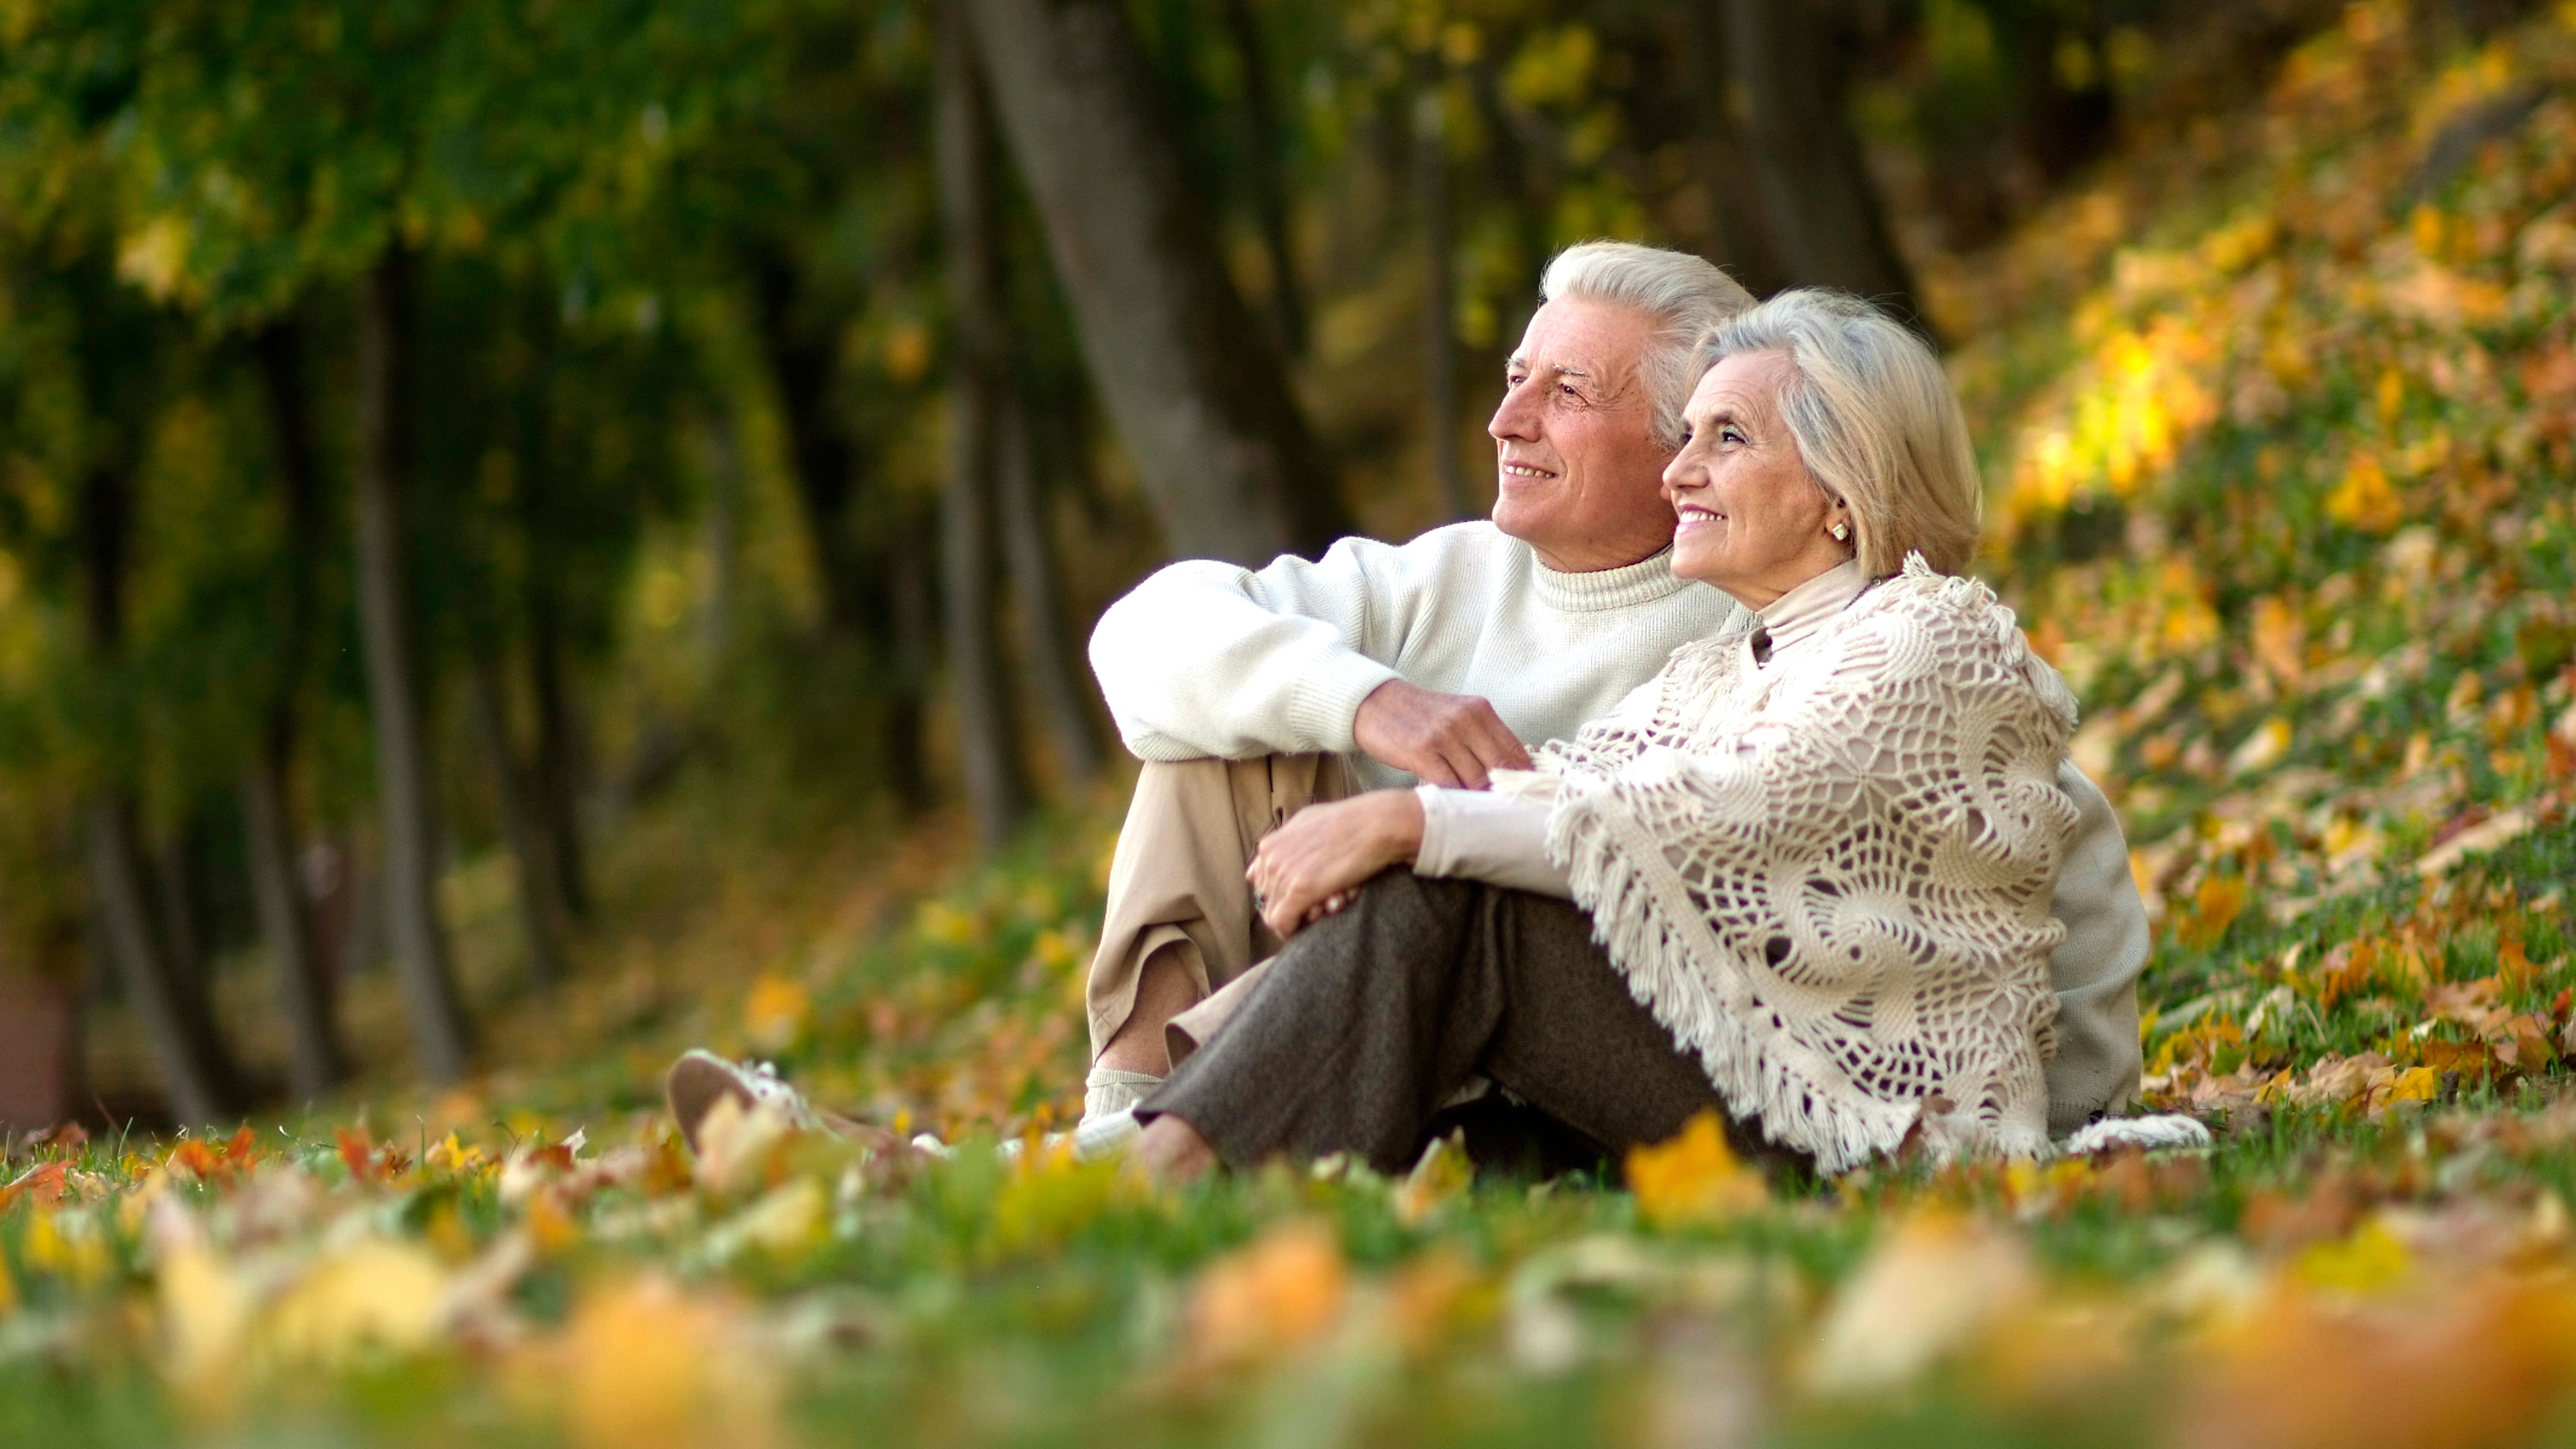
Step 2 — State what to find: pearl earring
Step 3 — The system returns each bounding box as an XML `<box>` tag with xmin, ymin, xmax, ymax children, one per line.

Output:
<box><xmin>1830</xmin><ymin>522</ymin><xmax>1850</xmax><ymax>543</ymax></box>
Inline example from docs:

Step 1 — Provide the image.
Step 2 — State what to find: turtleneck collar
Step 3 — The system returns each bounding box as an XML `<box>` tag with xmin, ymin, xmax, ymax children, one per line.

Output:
<box><xmin>1753</xmin><ymin>559</ymin><xmax>1868</xmax><ymax>661</ymax></box>
<box><xmin>1528</xmin><ymin>544</ymin><xmax>1695</xmax><ymax>614</ymax></box>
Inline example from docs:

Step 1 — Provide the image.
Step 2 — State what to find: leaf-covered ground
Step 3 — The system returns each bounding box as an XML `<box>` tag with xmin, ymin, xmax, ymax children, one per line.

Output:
<box><xmin>14</xmin><ymin>4</ymin><xmax>2576</xmax><ymax>1446</ymax></box>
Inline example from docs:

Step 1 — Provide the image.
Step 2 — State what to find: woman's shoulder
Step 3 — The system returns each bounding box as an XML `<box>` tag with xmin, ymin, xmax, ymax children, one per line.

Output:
<box><xmin>1826</xmin><ymin>557</ymin><xmax>2078</xmax><ymax>724</ymax></box>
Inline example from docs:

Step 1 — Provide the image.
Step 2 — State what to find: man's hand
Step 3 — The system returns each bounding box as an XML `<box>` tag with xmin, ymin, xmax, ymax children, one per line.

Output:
<box><xmin>1247</xmin><ymin>790</ymin><xmax>1425</xmax><ymax>942</ymax></box>
<box><xmin>1352</xmin><ymin>678</ymin><xmax>1532</xmax><ymax>788</ymax></box>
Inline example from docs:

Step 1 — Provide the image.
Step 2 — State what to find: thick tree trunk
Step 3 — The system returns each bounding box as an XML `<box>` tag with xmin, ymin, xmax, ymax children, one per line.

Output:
<box><xmin>750</xmin><ymin>252</ymin><xmax>936</xmax><ymax>804</ymax></box>
<box><xmin>88</xmin><ymin>799</ymin><xmax>234</xmax><ymax>1125</ymax></box>
<box><xmin>78</xmin><ymin>459</ymin><xmax>241</xmax><ymax>1123</ymax></box>
<box><xmin>936</xmin><ymin>8</ymin><xmax>1036</xmax><ymax>851</ymax></box>
<box><xmin>749</xmin><ymin>252</ymin><xmax>870</xmax><ymax>638</ymax></box>
<box><xmin>1219</xmin><ymin>0</ymin><xmax>1307</xmax><ymax>355</ymax></box>
<box><xmin>1680</xmin><ymin>3</ymin><xmax>1793</xmax><ymax>299</ymax></box>
<box><xmin>965</xmin><ymin>0</ymin><xmax>1350</xmax><ymax>565</ymax></box>
<box><xmin>469</xmin><ymin>654</ymin><xmax>565</xmax><ymax>990</ymax></box>
<box><xmin>994</xmin><ymin>391</ymin><xmax>1103</xmax><ymax>790</ymax></box>
<box><xmin>1416</xmin><ymin>81</ymin><xmax>1470</xmax><ymax>522</ymax></box>
<box><xmin>248</xmin><ymin>320</ymin><xmax>344</xmax><ymax>1098</ymax></box>
<box><xmin>1721</xmin><ymin>0</ymin><xmax>1927</xmax><ymax>333</ymax></box>
<box><xmin>353</xmin><ymin>250</ymin><xmax>473</xmax><ymax>1083</ymax></box>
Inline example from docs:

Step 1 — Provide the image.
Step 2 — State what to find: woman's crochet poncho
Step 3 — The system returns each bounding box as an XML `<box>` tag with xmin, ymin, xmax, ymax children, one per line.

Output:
<box><xmin>1526</xmin><ymin>556</ymin><xmax>2081</xmax><ymax>1173</ymax></box>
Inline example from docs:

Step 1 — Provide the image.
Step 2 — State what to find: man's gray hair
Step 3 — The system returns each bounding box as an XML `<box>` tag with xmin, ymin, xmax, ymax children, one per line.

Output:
<box><xmin>1540</xmin><ymin>241</ymin><xmax>1756</xmax><ymax>448</ymax></box>
<box><xmin>1700</xmin><ymin>288</ymin><xmax>1983</xmax><ymax>576</ymax></box>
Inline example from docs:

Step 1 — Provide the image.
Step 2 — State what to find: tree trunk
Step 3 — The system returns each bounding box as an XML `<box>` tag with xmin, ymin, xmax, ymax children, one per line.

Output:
<box><xmin>242</xmin><ymin>752</ymin><xmax>339</xmax><ymax>1099</ymax></box>
<box><xmin>965</xmin><ymin>0</ymin><xmax>1350</xmax><ymax>565</ymax></box>
<box><xmin>88</xmin><ymin>799</ymin><xmax>234</xmax><ymax>1125</ymax></box>
<box><xmin>749</xmin><ymin>251</ymin><xmax>937</xmax><ymax>803</ymax></box>
<box><xmin>887</xmin><ymin>542</ymin><xmax>937</xmax><ymax>815</ymax></box>
<box><xmin>1219</xmin><ymin>0</ymin><xmax>1306</xmax><ymax>356</ymax></box>
<box><xmin>1679</xmin><ymin>3</ymin><xmax>1793</xmax><ymax>299</ymax></box>
<box><xmin>749</xmin><ymin>252</ymin><xmax>870</xmax><ymax>638</ymax></box>
<box><xmin>78</xmin><ymin>458</ymin><xmax>241</xmax><ymax>1123</ymax></box>
<box><xmin>353</xmin><ymin>249</ymin><xmax>473</xmax><ymax>1083</ymax></box>
<box><xmin>936</xmin><ymin>8</ymin><xmax>1037</xmax><ymax>850</ymax></box>
<box><xmin>152</xmin><ymin>828</ymin><xmax>206</xmax><ymax>1009</ymax></box>
<box><xmin>468</xmin><ymin>653</ymin><xmax>565</xmax><ymax>990</ymax></box>
<box><xmin>525</xmin><ymin>589</ymin><xmax>589</xmax><ymax>922</ymax></box>
<box><xmin>995</xmin><ymin>389</ymin><xmax>1103</xmax><ymax>790</ymax></box>
<box><xmin>696</xmin><ymin>415</ymin><xmax>742</xmax><ymax>666</ymax></box>
<box><xmin>248</xmin><ymin>320</ymin><xmax>345</xmax><ymax>1098</ymax></box>
<box><xmin>1721</xmin><ymin>0</ymin><xmax>1928</xmax><ymax>334</ymax></box>
<box><xmin>1416</xmin><ymin>80</ymin><xmax>1470</xmax><ymax>522</ymax></box>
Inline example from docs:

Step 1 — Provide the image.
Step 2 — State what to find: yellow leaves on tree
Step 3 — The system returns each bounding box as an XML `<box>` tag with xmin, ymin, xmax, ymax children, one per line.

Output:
<box><xmin>1625</xmin><ymin>1111</ymin><xmax>1767</xmax><ymax>1228</ymax></box>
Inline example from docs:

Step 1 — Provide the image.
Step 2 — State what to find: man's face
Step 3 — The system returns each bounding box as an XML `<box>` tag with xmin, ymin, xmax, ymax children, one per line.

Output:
<box><xmin>1485</xmin><ymin>298</ymin><xmax>1680</xmax><ymax>573</ymax></box>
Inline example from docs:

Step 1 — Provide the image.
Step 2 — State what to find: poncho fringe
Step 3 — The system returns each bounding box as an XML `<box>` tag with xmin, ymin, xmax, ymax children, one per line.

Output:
<box><xmin>1533</xmin><ymin>556</ymin><xmax>2081</xmax><ymax>1173</ymax></box>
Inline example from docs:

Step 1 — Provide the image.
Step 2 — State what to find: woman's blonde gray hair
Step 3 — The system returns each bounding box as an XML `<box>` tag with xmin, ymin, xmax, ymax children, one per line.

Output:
<box><xmin>1699</xmin><ymin>289</ymin><xmax>1982</xmax><ymax>576</ymax></box>
<box><xmin>1541</xmin><ymin>242</ymin><xmax>1756</xmax><ymax>449</ymax></box>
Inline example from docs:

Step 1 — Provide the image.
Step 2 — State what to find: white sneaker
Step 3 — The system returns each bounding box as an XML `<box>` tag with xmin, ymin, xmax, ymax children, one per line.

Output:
<box><xmin>665</xmin><ymin>1050</ymin><xmax>821</xmax><ymax>1155</ymax></box>
<box><xmin>2058</xmin><ymin>1114</ymin><xmax>2212</xmax><ymax>1156</ymax></box>
<box><xmin>993</xmin><ymin>1109</ymin><xmax>1143</xmax><ymax>1165</ymax></box>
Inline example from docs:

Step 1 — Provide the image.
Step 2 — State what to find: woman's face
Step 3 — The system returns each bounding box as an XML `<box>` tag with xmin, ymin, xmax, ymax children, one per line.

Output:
<box><xmin>1662</xmin><ymin>349</ymin><xmax>1854</xmax><ymax>609</ymax></box>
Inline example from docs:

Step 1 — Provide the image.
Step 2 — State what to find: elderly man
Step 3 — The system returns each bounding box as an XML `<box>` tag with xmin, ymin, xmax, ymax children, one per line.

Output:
<box><xmin>1078</xmin><ymin>240</ymin><xmax>2150</xmax><ymax>1152</ymax></box>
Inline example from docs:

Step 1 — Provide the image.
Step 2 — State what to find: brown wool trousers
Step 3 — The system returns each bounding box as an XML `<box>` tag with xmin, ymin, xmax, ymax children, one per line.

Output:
<box><xmin>1084</xmin><ymin>755</ymin><xmax>1355</xmax><ymax>1064</ymax></box>
<box><xmin>1135</xmin><ymin>870</ymin><xmax>1804</xmax><ymax>1179</ymax></box>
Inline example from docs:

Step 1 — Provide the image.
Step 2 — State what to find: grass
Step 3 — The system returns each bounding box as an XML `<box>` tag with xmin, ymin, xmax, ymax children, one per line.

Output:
<box><xmin>16</xmin><ymin>2</ymin><xmax>2576</xmax><ymax>1445</ymax></box>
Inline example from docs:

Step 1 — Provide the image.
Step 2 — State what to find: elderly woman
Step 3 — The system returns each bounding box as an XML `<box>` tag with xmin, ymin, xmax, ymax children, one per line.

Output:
<box><xmin>1133</xmin><ymin>290</ymin><xmax>2089</xmax><ymax>1179</ymax></box>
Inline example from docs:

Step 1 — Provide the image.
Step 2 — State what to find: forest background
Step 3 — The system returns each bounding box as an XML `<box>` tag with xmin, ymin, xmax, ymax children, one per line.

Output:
<box><xmin>13</xmin><ymin>0</ymin><xmax>2576</xmax><ymax>1444</ymax></box>
<box><xmin>0</xmin><ymin>0</ymin><xmax>2293</xmax><ymax>1130</ymax></box>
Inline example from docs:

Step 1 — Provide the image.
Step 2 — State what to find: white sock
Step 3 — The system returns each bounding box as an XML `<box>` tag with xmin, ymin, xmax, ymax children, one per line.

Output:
<box><xmin>1084</xmin><ymin>1067</ymin><xmax>1164</xmax><ymax>1123</ymax></box>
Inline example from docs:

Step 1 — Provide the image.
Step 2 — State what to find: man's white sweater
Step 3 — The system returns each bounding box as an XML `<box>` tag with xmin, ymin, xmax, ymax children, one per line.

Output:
<box><xmin>1091</xmin><ymin>522</ymin><xmax>1743</xmax><ymax>789</ymax></box>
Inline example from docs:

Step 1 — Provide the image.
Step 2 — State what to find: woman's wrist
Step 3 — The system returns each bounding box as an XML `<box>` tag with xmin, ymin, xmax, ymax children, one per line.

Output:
<box><xmin>1371</xmin><ymin>786</ymin><xmax>1427</xmax><ymax>867</ymax></box>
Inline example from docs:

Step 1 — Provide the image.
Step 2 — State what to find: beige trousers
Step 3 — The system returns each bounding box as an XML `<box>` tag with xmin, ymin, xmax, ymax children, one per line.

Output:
<box><xmin>1085</xmin><ymin>754</ymin><xmax>1357</xmax><ymax>1066</ymax></box>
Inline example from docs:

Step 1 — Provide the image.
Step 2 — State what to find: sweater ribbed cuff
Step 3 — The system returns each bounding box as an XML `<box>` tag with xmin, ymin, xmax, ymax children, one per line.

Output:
<box><xmin>1283</xmin><ymin>653</ymin><xmax>1402</xmax><ymax>755</ymax></box>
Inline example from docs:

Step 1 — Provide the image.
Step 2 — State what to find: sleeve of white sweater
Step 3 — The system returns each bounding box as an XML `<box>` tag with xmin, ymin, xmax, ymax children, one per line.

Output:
<box><xmin>2043</xmin><ymin>761</ymin><xmax>2148</xmax><ymax>1133</ymax></box>
<box><xmin>1088</xmin><ymin>533</ymin><xmax>1456</xmax><ymax>761</ymax></box>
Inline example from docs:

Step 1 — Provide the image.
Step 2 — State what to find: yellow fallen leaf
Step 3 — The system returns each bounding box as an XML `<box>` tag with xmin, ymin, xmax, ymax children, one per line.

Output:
<box><xmin>263</xmin><ymin>1238</ymin><xmax>450</xmax><ymax>1367</ymax></box>
<box><xmin>2389</xmin><ymin>1066</ymin><xmax>2441</xmax><ymax>1103</ymax></box>
<box><xmin>2174</xmin><ymin>875</ymin><xmax>2248</xmax><ymax>950</ymax></box>
<box><xmin>1187</xmin><ymin>1219</ymin><xmax>1347</xmax><ymax>1367</ymax></box>
<box><xmin>1625</xmin><ymin>1112</ymin><xmax>1766</xmax><ymax>1228</ymax></box>
<box><xmin>1806</xmin><ymin>1211</ymin><xmax>2038</xmax><ymax>1393</ymax></box>
<box><xmin>158</xmin><ymin>1244</ymin><xmax>255</xmax><ymax>1409</ymax></box>
<box><xmin>721</xmin><ymin>1178</ymin><xmax>828</xmax><ymax>1259</ymax></box>
<box><xmin>2228</xmin><ymin>717</ymin><xmax>2293</xmax><ymax>776</ymax></box>
<box><xmin>2327</xmin><ymin>454</ymin><xmax>2403</xmax><ymax>532</ymax></box>
<box><xmin>742</xmin><ymin>975</ymin><xmax>811</xmax><ymax>1054</ymax></box>
<box><xmin>550</xmin><ymin>1276</ymin><xmax>779</xmax><ymax>1449</ymax></box>
<box><xmin>1394</xmin><ymin>1131</ymin><xmax>1473</xmax><ymax>1227</ymax></box>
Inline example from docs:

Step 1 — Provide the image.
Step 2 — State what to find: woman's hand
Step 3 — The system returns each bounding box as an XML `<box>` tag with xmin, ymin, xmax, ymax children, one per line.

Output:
<box><xmin>1247</xmin><ymin>789</ymin><xmax>1426</xmax><ymax>942</ymax></box>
